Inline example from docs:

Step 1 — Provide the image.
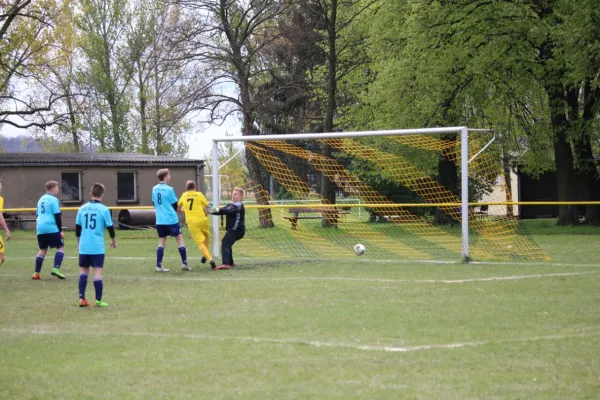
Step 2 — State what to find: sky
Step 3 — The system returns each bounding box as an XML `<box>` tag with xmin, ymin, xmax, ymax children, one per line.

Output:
<box><xmin>186</xmin><ymin>117</ymin><xmax>242</xmax><ymax>160</ymax></box>
<box><xmin>0</xmin><ymin>115</ymin><xmax>242</xmax><ymax>161</ymax></box>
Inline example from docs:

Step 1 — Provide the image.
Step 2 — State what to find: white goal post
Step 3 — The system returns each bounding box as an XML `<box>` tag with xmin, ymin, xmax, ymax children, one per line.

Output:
<box><xmin>211</xmin><ymin>127</ymin><xmax>472</xmax><ymax>261</ymax></box>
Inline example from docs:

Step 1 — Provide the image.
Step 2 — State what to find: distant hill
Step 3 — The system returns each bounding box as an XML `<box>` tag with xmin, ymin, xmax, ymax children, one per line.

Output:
<box><xmin>1</xmin><ymin>136</ymin><xmax>27</xmax><ymax>152</ymax></box>
<box><xmin>1</xmin><ymin>135</ymin><xmax>48</xmax><ymax>153</ymax></box>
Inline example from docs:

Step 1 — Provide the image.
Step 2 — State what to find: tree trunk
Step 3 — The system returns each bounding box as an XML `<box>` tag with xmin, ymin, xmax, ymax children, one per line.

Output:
<box><xmin>240</xmin><ymin>79</ymin><xmax>274</xmax><ymax>227</ymax></box>
<box><xmin>319</xmin><ymin>0</ymin><xmax>338</xmax><ymax>226</ymax></box>
<box><xmin>502</xmin><ymin>150</ymin><xmax>513</xmax><ymax>218</ymax></box>
<box><xmin>573</xmin><ymin>79</ymin><xmax>600</xmax><ymax>224</ymax></box>
<box><xmin>546</xmin><ymin>80</ymin><xmax>578</xmax><ymax>226</ymax></box>
<box><xmin>103</xmin><ymin>37</ymin><xmax>123</xmax><ymax>152</ymax></box>
<box><xmin>108</xmin><ymin>97</ymin><xmax>123</xmax><ymax>152</ymax></box>
<box><xmin>154</xmin><ymin>60</ymin><xmax>162</xmax><ymax>155</ymax></box>
<box><xmin>245</xmin><ymin>146</ymin><xmax>274</xmax><ymax>227</ymax></box>
<box><xmin>65</xmin><ymin>90</ymin><xmax>79</xmax><ymax>151</ymax></box>
<box><xmin>138</xmin><ymin>65</ymin><xmax>149</xmax><ymax>154</ymax></box>
<box><xmin>242</xmin><ymin>114</ymin><xmax>274</xmax><ymax>227</ymax></box>
<box><xmin>434</xmin><ymin>134</ymin><xmax>458</xmax><ymax>224</ymax></box>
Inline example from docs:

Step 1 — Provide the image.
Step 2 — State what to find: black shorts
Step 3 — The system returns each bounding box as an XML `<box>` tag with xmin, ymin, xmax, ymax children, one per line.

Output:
<box><xmin>37</xmin><ymin>233</ymin><xmax>64</xmax><ymax>250</ymax></box>
<box><xmin>156</xmin><ymin>223</ymin><xmax>181</xmax><ymax>238</ymax></box>
<box><xmin>79</xmin><ymin>254</ymin><xmax>105</xmax><ymax>268</ymax></box>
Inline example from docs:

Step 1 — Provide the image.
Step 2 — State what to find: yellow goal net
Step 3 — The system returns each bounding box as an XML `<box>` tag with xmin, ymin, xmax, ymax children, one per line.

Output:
<box><xmin>208</xmin><ymin>128</ymin><xmax>548</xmax><ymax>262</ymax></box>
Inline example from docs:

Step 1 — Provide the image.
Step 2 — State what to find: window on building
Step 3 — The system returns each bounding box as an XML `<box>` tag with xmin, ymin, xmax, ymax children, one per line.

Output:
<box><xmin>61</xmin><ymin>172</ymin><xmax>82</xmax><ymax>203</ymax></box>
<box><xmin>117</xmin><ymin>171</ymin><xmax>137</xmax><ymax>202</ymax></box>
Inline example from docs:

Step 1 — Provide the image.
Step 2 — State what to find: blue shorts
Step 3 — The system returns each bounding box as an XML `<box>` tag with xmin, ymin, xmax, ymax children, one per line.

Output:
<box><xmin>37</xmin><ymin>233</ymin><xmax>64</xmax><ymax>250</ymax></box>
<box><xmin>156</xmin><ymin>223</ymin><xmax>181</xmax><ymax>238</ymax></box>
<box><xmin>79</xmin><ymin>254</ymin><xmax>105</xmax><ymax>268</ymax></box>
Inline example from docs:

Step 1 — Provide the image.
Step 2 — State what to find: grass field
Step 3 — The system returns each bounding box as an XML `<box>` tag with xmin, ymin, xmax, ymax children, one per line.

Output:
<box><xmin>1</xmin><ymin>219</ymin><xmax>599</xmax><ymax>399</ymax></box>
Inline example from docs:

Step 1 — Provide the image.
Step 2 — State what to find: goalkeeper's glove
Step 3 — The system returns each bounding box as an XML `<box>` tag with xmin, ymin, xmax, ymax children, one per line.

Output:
<box><xmin>209</xmin><ymin>206</ymin><xmax>219</xmax><ymax>214</ymax></box>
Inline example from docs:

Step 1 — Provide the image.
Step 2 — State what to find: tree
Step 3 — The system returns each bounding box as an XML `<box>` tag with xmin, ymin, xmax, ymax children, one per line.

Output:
<box><xmin>254</xmin><ymin>2</ymin><xmax>325</xmax><ymax>135</ymax></box>
<box><xmin>1</xmin><ymin>0</ymin><xmax>72</xmax><ymax>130</ymax></box>
<box><xmin>172</xmin><ymin>0</ymin><xmax>292</xmax><ymax>226</ymax></box>
<box><xmin>347</xmin><ymin>0</ymin><xmax>600</xmax><ymax>226</ymax></box>
<box><xmin>556</xmin><ymin>0</ymin><xmax>600</xmax><ymax>224</ymax></box>
<box><xmin>42</xmin><ymin>6</ymin><xmax>88</xmax><ymax>152</ymax></box>
<box><xmin>300</xmin><ymin>0</ymin><xmax>380</xmax><ymax>213</ymax></box>
<box><xmin>77</xmin><ymin>0</ymin><xmax>134</xmax><ymax>152</ymax></box>
<box><xmin>128</xmin><ymin>0</ymin><xmax>211</xmax><ymax>156</ymax></box>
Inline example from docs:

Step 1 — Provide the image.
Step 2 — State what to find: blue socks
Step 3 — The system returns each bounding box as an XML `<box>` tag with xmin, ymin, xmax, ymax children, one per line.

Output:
<box><xmin>35</xmin><ymin>250</ymin><xmax>64</xmax><ymax>273</ymax></box>
<box><xmin>157</xmin><ymin>247</ymin><xmax>165</xmax><ymax>268</ymax></box>
<box><xmin>178</xmin><ymin>246</ymin><xmax>187</xmax><ymax>266</ymax></box>
<box><xmin>79</xmin><ymin>273</ymin><xmax>88</xmax><ymax>299</ymax></box>
<box><xmin>35</xmin><ymin>255</ymin><xmax>44</xmax><ymax>273</ymax></box>
<box><xmin>79</xmin><ymin>274</ymin><xmax>104</xmax><ymax>302</ymax></box>
<box><xmin>94</xmin><ymin>279</ymin><xmax>103</xmax><ymax>301</ymax></box>
<box><xmin>156</xmin><ymin>246</ymin><xmax>187</xmax><ymax>268</ymax></box>
<box><xmin>54</xmin><ymin>250</ymin><xmax>64</xmax><ymax>269</ymax></box>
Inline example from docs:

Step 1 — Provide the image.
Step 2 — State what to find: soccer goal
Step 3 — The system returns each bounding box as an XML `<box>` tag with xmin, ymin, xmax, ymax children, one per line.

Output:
<box><xmin>209</xmin><ymin>127</ymin><xmax>548</xmax><ymax>262</ymax></box>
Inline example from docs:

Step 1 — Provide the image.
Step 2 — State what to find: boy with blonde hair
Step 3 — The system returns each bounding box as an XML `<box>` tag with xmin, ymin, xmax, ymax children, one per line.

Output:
<box><xmin>209</xmin><ymin>187</ymin><xmax>245</xmax><ymax>270</ymax></box>
<box><xmin>178</xmin><ymin>180</ymin><xmax>216</xmax><ymax>270</ymax></box>
<box><xmin>33</xmin><ymin>180</ymin><xmax>66</xmax><ymax>280</ymax></box>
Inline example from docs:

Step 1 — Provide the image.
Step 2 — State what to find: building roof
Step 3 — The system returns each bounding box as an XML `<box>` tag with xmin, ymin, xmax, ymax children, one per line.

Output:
<box><xmin>0</xmin><ymin>153</ymin><xmax>204</xmax><ymax>167</ymax></box>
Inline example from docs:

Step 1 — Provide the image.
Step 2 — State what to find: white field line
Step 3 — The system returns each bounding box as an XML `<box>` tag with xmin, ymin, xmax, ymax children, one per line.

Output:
<box><xmin>0</xmin><ymin>271</ymin><xmax>597</xmax><ymax>284</ymax></box>
<box><xmin>370</xmin><ymin>259</ymin><xmax>600</xmax><ymax>268</ymax></box>
<box><xmin>7</xmin><ymin>255</ymin><xmax>600</xmax><ymax>268</ymax></box>
<box><xmin>1</xmin><ymin>327</ymin><xmax>599</xmax><ymax>354</ymax></box>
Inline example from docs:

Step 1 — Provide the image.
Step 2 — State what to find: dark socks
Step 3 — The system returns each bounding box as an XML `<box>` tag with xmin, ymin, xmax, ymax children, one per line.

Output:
<box><xmin>157</xmin><ymin>247</ymin><xmax>165</xmax><ymax>268</ymax></box>
<box><xmin>79</xmin><ymin>273</ymin><xmax>88</xmax><ymax>299</ymax></box>
<box><xmin>54</xmin><ymin>250</ymin><xmax>64</xmax><ymax>269</ymax></box>
<box><xmin>94</xmin><ymin>279</ymin><xmax>103</xmax><ymax>301</ymax></box>
<box><xmin>35</xmin><ymin>255</ymin><xmax>44</xmax><ymax>273</ymax></box>
<box><xmin>178</xmin><ymin>246</ymin><xmax>187</xmax><ymax>266</ymax></box>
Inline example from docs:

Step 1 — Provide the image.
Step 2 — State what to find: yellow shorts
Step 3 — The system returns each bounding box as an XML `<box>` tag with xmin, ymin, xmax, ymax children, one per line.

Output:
<box><xmin>188</xmin><ymin>220</ymin><xmax>210</xmax><ymax>244</ymax></box>
<box><xmin>0</xmin><ymin>235</ymin><xmax>4</xmax><ymax>254</ymax></box>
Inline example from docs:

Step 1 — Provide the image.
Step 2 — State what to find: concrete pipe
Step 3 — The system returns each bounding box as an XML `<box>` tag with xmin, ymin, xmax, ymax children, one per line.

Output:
<box><xmin>118</xmin><ymin>209</ymin><xmax>156</xmax><ymax>229</ymax></box>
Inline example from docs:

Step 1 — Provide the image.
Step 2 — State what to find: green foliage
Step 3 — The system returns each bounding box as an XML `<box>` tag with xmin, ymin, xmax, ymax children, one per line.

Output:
<box><xmin>342</xmin><ymin>0</ymin><xmax>560</xmax><ymax>178</ymax></box>
<box><xmin>274</xmin><ymin>185</ymin><xmax>295</xmax><ymax>200</ymax></box>
<box><xmin>77</xmin><ymin>0</ymin><xmax>134</xmax><ymax>152</ymax></box>
<box><xmin>203</xmin><ymin>142</ymin><xmax>246</xmax><ymax>180</ymax></box>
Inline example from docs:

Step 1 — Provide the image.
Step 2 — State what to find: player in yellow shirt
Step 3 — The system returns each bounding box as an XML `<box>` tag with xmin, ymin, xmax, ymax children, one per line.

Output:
<box><xmin>0</xmin><ymin>182</ymin><xmax>12</xmax><ymax>266</ymax></box>
<box><xmin>178</xmin><ymin>180</ymin><xmax>216</xmax><ymax>270</ymax></box>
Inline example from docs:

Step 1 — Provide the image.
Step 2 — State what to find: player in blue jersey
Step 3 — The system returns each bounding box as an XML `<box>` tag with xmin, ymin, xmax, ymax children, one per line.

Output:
<box><xmin>76</xmin><ymin>183</ymin><xmax>116</xmax><ymax>307</ymax></box>
<box><xmin>32</xmin><ymin>181</ymin><xmax>66</xmax><ymax>280</ymax></box>
<box><xmin>152</xmin><ymin>168</ymin><xmax>188</xmax><ymax>272</ymax></box>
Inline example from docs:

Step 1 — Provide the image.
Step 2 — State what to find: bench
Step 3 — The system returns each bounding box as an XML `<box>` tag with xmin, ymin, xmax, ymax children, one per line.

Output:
<box><xmin>3</xmin><ymin>212</ymin><xmax>37</xmax><ymax>229</ymax></box>
<box><xmin>474</xmin><ymin>204</ymin><xmax>489</xmax><ymax>217</ymax></box>
<box><xmin>283</xmin><ymin>207</ymin><xmax>350</xmax><ymax>230</ymax></box>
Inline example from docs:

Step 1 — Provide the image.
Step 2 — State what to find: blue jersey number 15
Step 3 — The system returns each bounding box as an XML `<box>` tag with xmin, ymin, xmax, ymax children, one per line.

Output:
<box><xmin>84</xmin><ymin>213</ymin><xmax>97</xmax><ymax>229</ymax></box>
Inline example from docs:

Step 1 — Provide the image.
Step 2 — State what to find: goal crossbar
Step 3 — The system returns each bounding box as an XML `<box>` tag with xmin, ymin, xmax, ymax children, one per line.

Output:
<box><xmin>211</xmin><ymin>126</ymin><xmax>468</xmax><ymax>142</ymax></box>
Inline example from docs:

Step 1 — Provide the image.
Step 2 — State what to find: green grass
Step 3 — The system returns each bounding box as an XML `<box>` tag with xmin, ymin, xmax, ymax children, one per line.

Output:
<box><xmin>1</xmin><ymin>220</ymin><xmax>599</xmax><ymax>399</ymax></box>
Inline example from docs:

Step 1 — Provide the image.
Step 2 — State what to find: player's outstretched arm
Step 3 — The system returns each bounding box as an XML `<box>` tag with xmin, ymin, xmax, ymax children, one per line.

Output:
<box><xmin>0</xmin><ymin>213</ymin><xmax>10</xmax><ymax>241</ymax></box>
<box><xmin>212</xmin><ymin>203</ymin><xmax>239</xmax><ymax>215</ymax></box>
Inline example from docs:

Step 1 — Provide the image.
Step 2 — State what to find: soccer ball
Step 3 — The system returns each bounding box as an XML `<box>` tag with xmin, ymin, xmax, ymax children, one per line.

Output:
<box><xmin>354</xmin><ymin>243</ymin><xmax>366</xmax><ymax>256</ymax></box>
